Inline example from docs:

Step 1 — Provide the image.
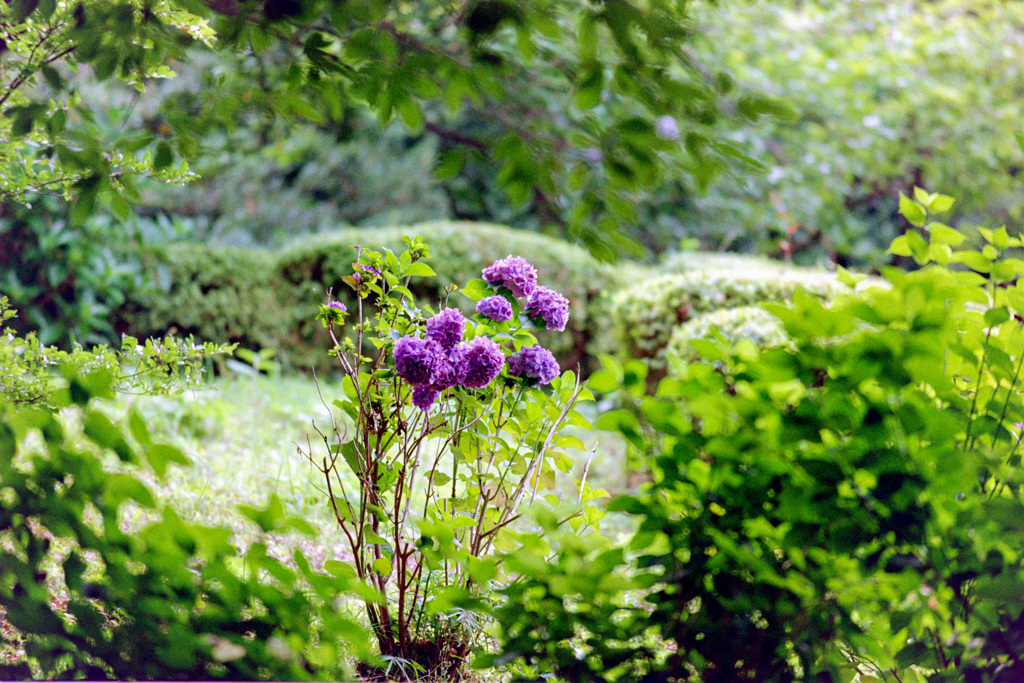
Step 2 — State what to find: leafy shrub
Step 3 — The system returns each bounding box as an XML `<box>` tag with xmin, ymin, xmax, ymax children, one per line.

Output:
<box><xmin>113</xmin><ymin>243</ymin><xmax>290</xmax><ymax>359</ymax></box>
<box><xmin>490</xmin><ymin>190</ymin><xmax>1024</xmax><ymax>681</ymax></box>
<box><xmin>0</xmin><ymin>296</ymin><xmax>233</xmax><ymax>409</ymax></box>
<box><xmin>0</xmin><ymin>345</ymin><xmax>370</xmax><ymax>679</ymax></box>
<box><xmin>0</xmin><ymin>197</ymin><xmax>145</xmax><ymax>347</ymax></box>
<box><xmin>609</xmin><ymin>263</ymin><xmax>844</xmax><ymax>371</ymax></box>
<box><xmin>305</xmin><ymin>239</ymin><xmax>603</xmax><ymax>679</ymax></box>
<box><xmin>119</xmin><ymin>222</ymin><xmax>649</xmax><ymax>373</ymax></box>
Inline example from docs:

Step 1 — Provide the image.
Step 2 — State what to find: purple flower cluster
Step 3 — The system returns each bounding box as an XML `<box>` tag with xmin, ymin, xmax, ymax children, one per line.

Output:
<box><xmin>476</xmin><ymin>255</ymin><xmax>567</xmax><ymax>383</ymax></box>
<box><xmin>525</xmin><ymin>286</ymin><xmax>569</xmax><ymax>332</ymax></box>
<box><xmin>426</xmin><ymin>308</ymin><xmax>466</xmax><ymax>349</ymax></box>
<box><xmin>508</xmin><ymin>346</ymin><xmax>560</xmax><ymax>385</ymax></box>
<box><xmin>393</xmin><ymin>310</ymin><xmax>505</xmax><ymax>410</ymax></box>
<box><xmin>480</xmin><ymin>256</ymin><xmax>569</xmax><ymax>333</ymax></box>
<box><xmin>460</xmin><ymin>337</ymin><xmax>505</xmax><ymax>389</ymax></box>
<box><xmin>476</xmin><ymin>295</ymin><xmax>513</xmax><ymax>323</ymax></box>
<box><xmin>482</xmin><ymin>256</ymin><xmax>538</xmax><ymax>298</ymax></box>
<box><xmin>393</xmin><ymin>337</ymin><xmax>437</xmax><ymax>386</ymax></box>
<box><xmin>328</xmin><ymin>301</ymin><xmax>347</xmax><ymax>313</ymax></box>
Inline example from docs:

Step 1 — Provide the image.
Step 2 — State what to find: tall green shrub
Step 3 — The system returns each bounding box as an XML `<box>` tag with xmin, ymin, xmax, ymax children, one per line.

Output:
<box><xmin>490</xmin><ymin>190</ymin><xmax>1024</xmax><ymax>681</ymax></box>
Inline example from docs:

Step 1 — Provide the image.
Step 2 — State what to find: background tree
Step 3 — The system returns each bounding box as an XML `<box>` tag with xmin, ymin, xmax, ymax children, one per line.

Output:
<box><xmin>2</xmin><ymin>0</ymin><xmax>758</xmax><ymax>258</ymax></box>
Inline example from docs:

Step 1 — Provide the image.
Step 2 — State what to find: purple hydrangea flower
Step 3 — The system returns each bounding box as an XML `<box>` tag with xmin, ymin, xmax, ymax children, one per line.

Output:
<box><xmin>525</xmin><ymin>286</ymin><xmax>569</xmax><ymax>332</ymax></box>
<box><xmin>393</xmin><ymin>337</ymin><xmax>438</xmax><ymax>386</ymax></box>
<box><xmin>458</xmin><ymin>337</ymin><xmax>505</xmax><ymax>389</ymax></box>
<box><xmin>412</xmin><ymin>385</ymin><xmax>441</xmax><ymax>411</ymax></box>
<box><xmin>430</xmin><ymin>348</ymin><xmax>468</xmax><ymax>391</ymax></box>
<box><xmin>508</xmin><ymin>346</ymin><xmax>560</xmax><ymax>385</ymax></box>
<box><xmin>328</xmin><ymin>301</ymin><xmax>347</xmax><ymax>313</ymax></box>
<box><xmin>482</xmin><ymin>256</ymin><xmax>538</xmax><ymax>298</ymax></box>
<box><xmin>425</xmin><ymin>308</ymin><xmax>466</xmax><ymax>350</ymax></box>
<box><xmin>476</xmin><ymin>295</ymin><xmax>513</xmax><ymax>323</ymax></box>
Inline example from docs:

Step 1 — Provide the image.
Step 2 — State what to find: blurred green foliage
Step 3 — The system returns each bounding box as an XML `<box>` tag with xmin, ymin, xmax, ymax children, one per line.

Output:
<box><xmin>1</xmin><ymin>0</ymin><xmax>760</xmax><ymax>258</ymax></box>
<box><xmin>0</xmin><ymin>334</ymin><xmax>370</xmax><ymax>679</ymax></box>
<box><xmin>683</xmin><ymin>0</ymin><xmax>1024</xmax><ymax>265</ymax></box>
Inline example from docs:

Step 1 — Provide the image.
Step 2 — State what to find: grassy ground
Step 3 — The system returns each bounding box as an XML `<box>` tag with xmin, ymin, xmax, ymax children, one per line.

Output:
<box><xmin>122</xmin><ymin>372</ymin><xmax>636</xmax><ymax>570</ymax></box>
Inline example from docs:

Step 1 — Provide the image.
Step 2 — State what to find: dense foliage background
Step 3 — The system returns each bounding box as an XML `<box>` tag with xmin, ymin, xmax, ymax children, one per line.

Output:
<box><xmin>4</xmin><ymin>0</ymin><xmax>1024</xmax><ymax>681</ymax></box>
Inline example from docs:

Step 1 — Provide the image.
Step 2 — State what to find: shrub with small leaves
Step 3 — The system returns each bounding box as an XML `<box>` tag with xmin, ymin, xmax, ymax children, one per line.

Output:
<box><xmin>609</xmin><ymin>265</ymin><xmax>844</xmax><ymax>372</ymax></box>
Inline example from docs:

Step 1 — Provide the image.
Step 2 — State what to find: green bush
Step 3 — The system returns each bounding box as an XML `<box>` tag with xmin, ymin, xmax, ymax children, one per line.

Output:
<box><xmin>609</xmin><ymin>260</ymin><xmax>844</xmax><ymax>371</ymax></box>
<box><xmin>0</xmin><ymin>327</ymin><xmax>370</xmax><ymax>678</ymax></box>
<box><xmin>491</xmin><ymin>190</ymin><xmax>1024</xmax><ymax>681</ymax></box>
<box><xmin>278</xmin><ymin>221</ymin><xmax>645</xmax><ymax>371</ymax></box>
<box><xmin>114</xmin><ymin>243</ymin><xmax>293</xmax><ymax>360</ymax></box>
<box><xmin>664</xmin><ymin>305</ymin><xmax>792</xmax><ymax>370</ymax></box>
<box><xmin>0</xmin><ymin>197</ymin><xmax>145</xmax><ymax>347</ymax></box>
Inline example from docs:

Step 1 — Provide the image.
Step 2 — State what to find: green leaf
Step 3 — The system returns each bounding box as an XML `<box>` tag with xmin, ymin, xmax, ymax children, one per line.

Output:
<box><xmin>973</xmin><ymin>575</ymin><xmax>1024</xmax><ymax>604</ymax></box>
<box><xmin>929</xmin><ymin>194</ymin><xmax>955</xmax><ymax>213</ymax></box>
<box><xmin>434</xmin><ymin>148</ymin><xmax>466</xmax><ymax>180</ymax></box>
<box><xmin>372</xmin><ymin>557</ymin><xmax>392</xmax><ymax>575</ymax></box>
<box><xmin>147</xmin><ymin>443</ymin><xmax>190</xmax><ymax>478</ymax></box>
<box><xmin>575</xmin><ymin>64</ymin><xmax>604</xmax><ymax>110</ymax></box>
<box><xmin>736</xmin><ymin>94</ymin><xmax>798</xmax><ymax>122</ymax></box>
<box><xmin>40</xmin><ymin>64</ymin><xmax>63</xmax><ymax>91</ymax></box>
<box><xmin>984</xmin><ymin>306</ymin><xmax>1010</xmax><ymax>326</ymax></box>
<box><xmin>153</xmin><ymin>141</ymin><xmax>173</xmax><ymax>170</ymax></box>
<box><xmin>898</xmin><ymin>193</ymin><xmax>927</xmax><ymax>227</ymax></box>
<box><xmin>888</xmin><ymin>235</ymin><xmax>912</xmax><ymax>257</ymax></box>
<box><xmin>450</xmin><ymin>515</ymin><xmax>477</xmax><ymax>529</ymax></box>
<box><xmin>128</xmin><ymin>408</ymin><xmax>152</xmax><ymax>446</ymax></box>
<box><xmin>104</xmin><ymin>473</ymin><xmax>156</xmax><ymax>508</ymax></box>
<box><xmin>926</xmin><ymin>223</ymin><xmax>964</xmax><ymax>247</ymax></box>
<box><xmin>953</xmin><ymin>250</ymin><xmax>992</xmax><ymax>273</ymax></box>
<box><xmin>84</xmin><ymin>410</ymin><xmax>137</xmax><ymax>464</ymax></box>
<box><xmin>395</xmin><ymin>95</ymin><xmax>423</xmax><ymax>134</ymax></box>
<box><xmin>404</xmin><ymin>262</ymin><xmax>436</xmax><ymax>278</ymax></box>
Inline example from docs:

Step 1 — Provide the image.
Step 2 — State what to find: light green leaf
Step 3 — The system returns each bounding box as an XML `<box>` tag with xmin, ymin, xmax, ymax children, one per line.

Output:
<box><xmin>404</xmin><ymin>262</ymin><xmax>436</xmax><ymax>278</ymax></box>
<box><xmin>898</xmin><ymin>193</ymin><xmax>927</xmax><ymax>227</ymax></box>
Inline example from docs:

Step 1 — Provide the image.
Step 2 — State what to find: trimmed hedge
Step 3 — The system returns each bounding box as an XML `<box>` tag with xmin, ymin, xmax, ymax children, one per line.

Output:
<box><xmin>117</xmin><ymin>222</ymin><xmax>651</xmax><ymax>374</ymax></box>
<box><xmin>658</xmin><ymin>250</ymin><xmax>780</xmax><ymax>273</ymax></box>
<box><xmin>664</xmin><ymin>305</ymin><xmax>791</xmax><ymax>371</ymax></box>
<box><xmin>114</xmin><ymin>244</ymin><xmax>288</xmax><ymax>355</ymax></box>
<box><xmin>115</xmin><ymin>230</ymin><xmax>868</xmax><ymax>380</ymax></box>
<box><xmin>610</xmin><ymin>260</ymin><xmax>847</xmax><ymax>371</ymax></box>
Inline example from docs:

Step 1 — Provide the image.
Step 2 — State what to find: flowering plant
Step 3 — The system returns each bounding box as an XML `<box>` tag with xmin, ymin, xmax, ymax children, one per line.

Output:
<box><xmin>308</xmin><ymin>238</ymin><xmax>602</xmax><ymax>679</ymax></box>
